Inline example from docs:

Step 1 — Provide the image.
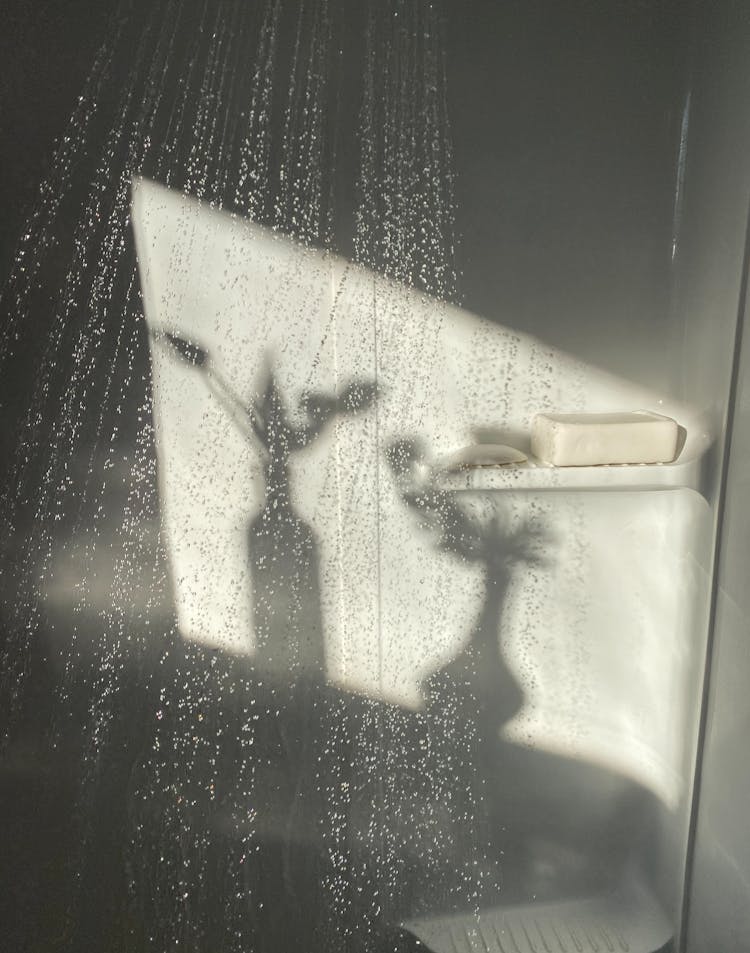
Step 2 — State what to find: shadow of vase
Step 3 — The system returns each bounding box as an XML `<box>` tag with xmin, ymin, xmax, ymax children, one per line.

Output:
<box><xmin>248</xmin><ymin>492</ymin><xmax>326</xmax><ymax>683</ymax></box>
<box><xmin>425</xmin><ymin>569</ymin><xmax>524</xmax><ymax>731</ymax></box>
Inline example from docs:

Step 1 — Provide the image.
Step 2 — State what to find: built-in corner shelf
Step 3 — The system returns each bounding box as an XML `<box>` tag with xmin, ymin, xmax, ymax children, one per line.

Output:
<box><xmin>433</xmin><ymin>456</ymin><xmax>702</xmax><ymax>494</ymax></box>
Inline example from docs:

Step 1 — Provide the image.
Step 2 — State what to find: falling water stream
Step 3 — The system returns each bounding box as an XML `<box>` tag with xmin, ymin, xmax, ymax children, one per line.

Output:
<box><xmin>0</xmin><ymin>2</ymin><xmax>469</xmax><ymax>950</ymax></box>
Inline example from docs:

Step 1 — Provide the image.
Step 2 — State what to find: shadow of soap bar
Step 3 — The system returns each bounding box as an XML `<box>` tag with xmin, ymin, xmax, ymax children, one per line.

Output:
<box><xmin>442</xmin><ymin>443</ymin><xmax>527</xmax><ymax>470</ymax></box>
<box><xmin>531</xmin><ymin>411</ymin><xmax>679</xmax><ymax>466</ymax></box>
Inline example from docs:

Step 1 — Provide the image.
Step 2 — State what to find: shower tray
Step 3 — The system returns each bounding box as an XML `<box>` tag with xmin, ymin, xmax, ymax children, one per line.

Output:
<box><xmin>402</xmin><ymin>878</ymin><xmax>673</xmax><ymax>953</ymax></box>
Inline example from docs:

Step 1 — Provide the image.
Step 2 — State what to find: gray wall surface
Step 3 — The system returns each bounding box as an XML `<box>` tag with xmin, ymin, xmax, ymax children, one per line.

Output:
<box><xmin>685</xmin><ymin>282</ymin><xmax>750</xmax><ymax>952</ymax></box>
<box><xmin>681</xmin><ymin>3</ymin><xmax>750</xmax><ymax>949</ymax></box>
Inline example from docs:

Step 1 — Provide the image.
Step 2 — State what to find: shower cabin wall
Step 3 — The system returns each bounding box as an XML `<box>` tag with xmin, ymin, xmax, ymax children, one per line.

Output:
<box><xmin>446</xmin><ymin>0</ymin><xmax>689</xmax><ymax>391</ymax></box>
<box><xmin>446</xmin><ymin>0</ymin><xmax>728</xmax><ymax>937</ymax></box>
<box><xmin>671</xmin><ymin>1</ymin><xmax>750</xmax><ymax>451</ymax></box>
<box><xmin>432</xmin><ymin>0</ymin><xmax>750</xmax><ymax>945</ymax></box>
<box><xmin>131</xmin><ymin>1</ymin><xmax>737</xmax><ymax>948</ymax></box>
<box><xmin>673</xmin><ymin>2</ymin><xmax>750</xmax><ymax>950</ymax></box>
<box><xmin>685</xmin><ymin>265</ymin><xmax>750</xmax><ymax>953</ymax></box>
<box><xmin>642</xmin><ymin>0</ymin><xmax>750</xmax><ymax>938</ymax></box>
<box><xmin>685</xmin><ymin>284</ymin><xmax>750</xmax><ymax>953</ymax></box>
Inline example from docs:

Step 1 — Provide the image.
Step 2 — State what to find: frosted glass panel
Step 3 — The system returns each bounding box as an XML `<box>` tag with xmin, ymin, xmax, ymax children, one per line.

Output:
<box><xmin>1</xmin><ymin>2</ymin><xmax>741</xmax><ymax>951</ymax></box>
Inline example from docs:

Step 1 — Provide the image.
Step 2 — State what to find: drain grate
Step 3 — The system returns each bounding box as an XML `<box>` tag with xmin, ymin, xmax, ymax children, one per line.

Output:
<box><xmin>402</xmin><ymin>880</ymin><xmax>672</xmax><ymax>953</ymax></box>
<box><xmin>425</xmin><ymin>913</ymin><xmax>629</xmax><ymax>953</ymax></box>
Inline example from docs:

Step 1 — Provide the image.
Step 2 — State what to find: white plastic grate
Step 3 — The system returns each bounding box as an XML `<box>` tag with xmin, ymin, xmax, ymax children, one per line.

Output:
<box><xmin>402</xmin><ymin>879</ymin><xmax>672</xmax><ymax>953</ymax></box>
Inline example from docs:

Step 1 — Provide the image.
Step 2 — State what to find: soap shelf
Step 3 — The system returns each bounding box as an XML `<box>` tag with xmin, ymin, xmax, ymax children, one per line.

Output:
<box><xmin>432</xmin><ymin>456</ymin><xmax>700</xmax><ymax>493</ymax></box>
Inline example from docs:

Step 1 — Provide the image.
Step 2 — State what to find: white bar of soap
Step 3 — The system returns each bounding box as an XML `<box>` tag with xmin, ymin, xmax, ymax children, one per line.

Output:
<box><xmin>531</xmin><ymin>411</ymin><xmax>679</xmax><ymax>466</ymax></box>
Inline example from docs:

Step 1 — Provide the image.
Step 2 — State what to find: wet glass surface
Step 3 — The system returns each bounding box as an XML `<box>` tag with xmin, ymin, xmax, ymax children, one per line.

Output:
<box><xmin>0</xmin><ymin>3</ymin><xmax>718</xmax><ymax>952</ymax></box>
